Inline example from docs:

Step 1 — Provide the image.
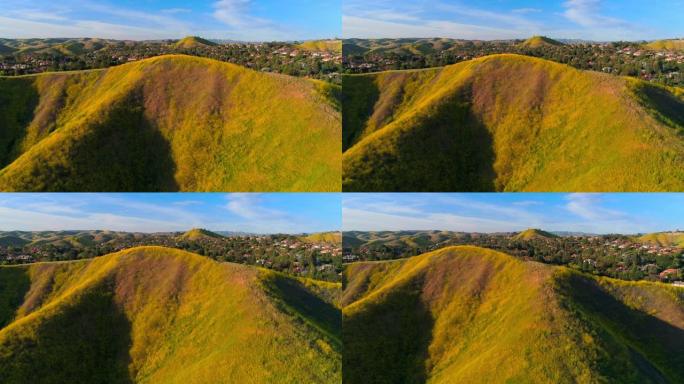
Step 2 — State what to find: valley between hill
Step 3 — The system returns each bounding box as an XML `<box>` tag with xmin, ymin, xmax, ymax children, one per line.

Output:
<box><xmin>0</xmin><ymin>246</ymin><xmax>341</xmax><ymax>383</ymax></box>
<box><xmin>343</xmin><ymin>246</ymin><xmax>684</xmax><ymax>383</ymax></box>
<box><xmin>342</xmin><ymin>54</ymin><xmax>684</xmax><ymax>192</ymax></box>
<box><xmin>0</xmin><ymin>54</ymin><xmax>341</xmax><ymax>192</ymax></box>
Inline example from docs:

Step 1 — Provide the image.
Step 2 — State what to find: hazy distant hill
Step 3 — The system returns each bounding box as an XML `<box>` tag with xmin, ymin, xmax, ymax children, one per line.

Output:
<box><xmin>342</xmin><ymin>54</ymin><xmax>684</xmax><ymax>191</ymax></box>
<box><xmin>343</xmin><ymin>246</ymin><xmax>684</xmax><ymax>383</ymax></box>
<box><xmin>0</xmin><ymin>54</ymin><xmax>341</xmax><ymax>191</ymax></box>
<box><xmin>0</xmin><ymin>247</ymin><xmax>341</xmax><ymax>383</ymax></box>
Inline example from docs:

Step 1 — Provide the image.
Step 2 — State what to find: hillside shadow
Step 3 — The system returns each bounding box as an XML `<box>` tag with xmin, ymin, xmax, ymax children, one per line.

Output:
<box><xmin>343</xmin><ymin>276</ymin><xmax>434</xmax><ymax>384</ymax></box>
<box><xmin>633</xmin><ymin>84</ymin><xmax>684</xmax><ymax>134</ymax></box>
<box><xmin>0</xmin><ymin>280</ymin><xmax>134</xmax><ymax>383</ymax></box>
<box><xmin>342</xmin><ymin>76</ymin><xmax>380</xmax><ymax>151</ymax></box>
<box><xmin>0</xmin><ymin>79</ymin><xmax>38</xmax><ymax>168</ymax></box>
<box><xmin>61</xmin><ymin>88</ymin><xmax>178</xmax><ymax>191</ymax></box>
<box><xmin>561</xmin><ymin>275</ymin><xmax>684</xmax><ymax>383</ymax></box>
<box><xmin>263</xmin><ymin>275</ymin><xmax>342</xmax><ymax>350</ymax></box>
<box><xmin>0</xmin><ymin>268</ymin><xmax>31</xmax><ymax>329</ymax></box>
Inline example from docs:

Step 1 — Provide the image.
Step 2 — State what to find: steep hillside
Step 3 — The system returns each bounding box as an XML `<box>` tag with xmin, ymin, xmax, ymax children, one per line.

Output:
<box><xmin>343</xmin><ymin>246</ymin><xmax>684</xmax><ymax>383</ymax></box>
<box><xmin>0</xmin><ymin>54</ymin><xmax>341</xmax><ymax>192</ymax></box>
<box><xmin>179</xmin><ymin>228</ymin><xmax>224</xmax><ymax>241</ymax></box>
<box><xmin>520</xmin><ymin>36</ymin><xmax>564</xmax><ymax>48</ymax></box>
<box><xmin>513</xmin><ymin>228</ymin><xmax>559</xmax><ymax>241</ymax></box>
<box><xmin>637</xmin><ymin>232</ymin><xmax>684</xmax><ymax>248</ymax></box>
<box><xmin>300</xmin><ymin>232</ymin><xmax>342</xmax><ymax>244</ymax></box>
<box><xmin>645</xmin><ymin>39</ymin><xmax>684</xmax><ymax>51</ymax></box>
<box><xmin>342</xmin><ymin>54</ymin><xmax>684</xmax><ymax>191</ymax></box>
<box><xmin>0</xmin><ymin>246</ymin><xmax>341</xmax><ymax>383</ymax></box>
<box><xmin>174</xmin><ymin>36</ymin><xmax>217</xmax><ymax>49</ymax></box>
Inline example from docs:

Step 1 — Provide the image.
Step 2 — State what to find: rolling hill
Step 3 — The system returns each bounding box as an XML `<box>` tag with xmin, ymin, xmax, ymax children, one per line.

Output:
<box><xmin>174</xmin><ymin>36</ymin><xmax>218</xmax><ymax>49</ymax></box>
<box><xmin>0</xmin><ymin>54</ymin><xmax>341</xmax><ymax>192</ymax></box>
<box><xmin>513</xmin><ymin>228</ymin><xmax>559</xmax><ymax>241</ymax></box>
<box><xmin>342</xmin><ymin>54</ymin><xmax>684</xmax><ymax>191</ymax></box>
<box><xmin>0</xmin><ymin>246</ymin><xmax>341</xmax><ymax>383</ymax></box>
<box><xmin>343</xmin><ymin>246</ymin><xmax>684</xmax><ymax>383</ymax></box>
<box><xmin>645</xmin><ymin>39</ymin><xmax>684</xmax><ymax>51</ymax></box>
<box><xmin>178</xmin><ymin>228</ymin><xmax>224</xmax><ymax>241</ymax></box>
<box><xmin>637</xmin><ymin>232</ymin><xmax>684</xmax><ymax>248</ymax></box>
<box><xmin>520</xmin><ymin>36</ymin><xmax>564</xmax><ymax>48</ymax></box>
<box><xmin>297</xmin><ymin>40</ymin><xmax>342</xmax><ymax>54</ymax></box>
<box><xmin>342</xmin><ymin>230</ymin><xmax>460</xmax><ymax>250</ymax></box>
<box><xmin>300</xmin><ymin>232</ymin><xmax>342</xmax><ymax>244</ymax></box>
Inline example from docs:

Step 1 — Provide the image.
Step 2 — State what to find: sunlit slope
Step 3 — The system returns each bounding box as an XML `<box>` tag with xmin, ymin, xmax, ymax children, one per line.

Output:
<box><xmin>179</xmin><ymin>228</ymin><xmax>224</xmax><ymax>241</ymax></box>
<box><xmin>0</xmin><ymin>54</ymin><xmax>341</xmax><ymax>192</ymax></box>
<box><xmin>343</xmin><ymin>246</ymin><xmax>684</xmax><ymax>383</ymax></box>
<box><xmin>0</xmin><ymin>246</ymin><xmax>341</xmax><ymax>383</ymax></box>
<box><xmin>520</xmin><ymin>36</ymin><xmax>564</xmax><ymax>48</ymax></box>
<box><xmin>637</xmin><ymin>232</ymin><xmax>684</xmax><ymax>247</ymax></box>
<box><xmin>342</xmin><ymin>54</ymin><xmax>684</xmax><ymax>191</ymax></box>
<box><xmin>297</xmin><ymin>40</ymin><xmax>342</xmax><ymax>54</ymax></box>
<box><xmin>645</xmin><ymin>39</ymin><xmax>684</xmax><ymax>51</ymax></box>
<box><xmin>300</xmin><ymin>231</ymin><xmax>342</xmax><ymax>244</ymax></box>
<box><xmin>513</xmin><ymin>228</ymin><xmax>558</xmax><ymax>241</ymax></box>
<box><xmin>174</xmin><ymin>36</ymin><xmax>217</xmax><ymax>49</ymax></box>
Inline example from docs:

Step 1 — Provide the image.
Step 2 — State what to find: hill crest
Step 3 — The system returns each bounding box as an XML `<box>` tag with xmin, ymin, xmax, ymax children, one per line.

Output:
<box><xmin>513</xmin><ymin>228</ymin><xmax>558</xmax><ymax>241</ymax></box>
<box><xmin>520</xmin><ymin>36</ymin><xmax>564</xmax><ymax>48</ymax></box>
<box><xmin>174</xmin><ymin>36</ymin><xmax>217</xmax><ymax>49</ymax></box>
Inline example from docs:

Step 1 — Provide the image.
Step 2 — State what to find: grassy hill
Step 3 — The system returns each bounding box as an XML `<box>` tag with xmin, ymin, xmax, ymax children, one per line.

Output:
<box><xmin>342</xmin><ymin>54</ymin><xmax>684</xmax><ymax>191</ymax></box>
<box><xmin>179</xmin><ymin>228</ymin><xmax>224</xmax><ymax>241</ymax></box>
<box><xmin>645</xmin><ymin>39</ymin><xmax>684</xmax><ymax>51</ymax></box>
<box><xmin>520</xmin><ymin>36</ymin><xmax>564</xmax><ymax>48</ymax></box>
<box><xmin>296</xmin><ymin>40</ymin><xmax>342</xmax><ymax>54</ymax></box>
<box><xmin>513</xmin><ymin>228</ymin><xmax>559</xmax><ymax>241</ymax></box>
<box><xmin>343</xmin><ymin>246</ymin><xmax>684</xmax><ymax>383</ymax></box>
<box><xmin>300</xmin><ymin>232</ymin><xmax>342</xmax><ymax>244</ymax></box>
<box><xmin>0</xmin><ymin>246</ymin><xmax>341</xmax><ymax>383</ymax></box>
<box><xmin>174</xmin><ymin>36</ymin><xmax>217</xmax><ymax>49</ymax></box>
<box><xmin>342</xmin><ymin>38</ymin><xmax>465</xmax><ymax>56</ymax></box>
<box><xmin>637</xmin><ymin>232</ymin><xmax>684</xmax><ymax>248</ymax></box>
<box><xmin>342</xmin><ymin>230</ymin><xmax>459</xmax><ymax>250</ymax></box>
<box><xmin>0</xmin><ymin>54</ymin><xmax>341</xmax><ymax>192</ymax></box>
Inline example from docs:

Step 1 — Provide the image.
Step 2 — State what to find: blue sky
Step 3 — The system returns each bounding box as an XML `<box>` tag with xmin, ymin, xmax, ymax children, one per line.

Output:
<box><xmin>0</xmin><ymin>193</ymin><xmax>341</xmax><ymax>234</ymax></box>
<box><xmin>344</xmin><ymin>0</ymin><xmax>684</xmax><ymax>41</ymax></box>
<box><xmin>343</xmin><ymin>193</ymin><xmax>684</xmax><ymax>234</ymax></box>
<box><xmin>0</xmin><ymin>0</ymin><xmax>340</xmax><ymax>41</ymax></box>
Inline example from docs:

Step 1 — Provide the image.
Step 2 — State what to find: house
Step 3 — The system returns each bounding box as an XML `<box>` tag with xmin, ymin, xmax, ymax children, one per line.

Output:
<box><xmin>659</xmin><ymin>268</ymin><xmax>679</xmax><ymax>279</ymax></box>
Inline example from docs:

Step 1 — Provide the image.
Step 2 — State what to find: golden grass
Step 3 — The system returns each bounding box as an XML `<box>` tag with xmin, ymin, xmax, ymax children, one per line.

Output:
<box><xmin>300</xmin><ymin>231</ymin><xmax>342</xmax><ymax>244</ymax></box>
<box><xmin>636</xmin><ymin>232</ymin><xmax>684</xmax><ymax>247</ymax></box>
<box><xmin>0</xmin><ymin>54</ymin><xmax>341</xmax><ymax>192</ymax></box>
<box><xmin>0</xmin><ymin>246</ymin><xmax>341</xmax><ymax>383</ymax></box>
<box><xmin>342</xmin><ymin>54</ymin><xmax>684</xmax><ymax>192</ymax></box>
<box><xmin>296</xmin><ymin>40</ymin><xmax>342</xmax><ymax>54</ymax></box>
<box><xmin>343</xmin><ymin>245</ymin><xmax>684</xmax><ymax>383</ymax></box>
<box><xmin>644</xmin><ymin>39</ymin><xmax>684</xmax><ymax>51</ymax></box>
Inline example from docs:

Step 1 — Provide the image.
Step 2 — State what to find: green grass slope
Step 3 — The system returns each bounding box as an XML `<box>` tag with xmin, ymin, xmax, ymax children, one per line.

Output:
<box><xmin>343</xmin><ymin>246</ymin><xmax>684</xmax><ymax>383</ymax></box>
<box><xmin>521</xmin><ymin>36</ymin><xmax>564</xmax><ymax>48</ymax></box>
<box><xmin>342</xmin><ymin>54</ymin><xmax>684</xmax><ymax>192</ymax></box>
<box><xmin>645</xmin><ymin>39</ymin><xmax>684</xmax><ymax>51</ymax></box>
<box><xmin>0</xmin><ymin>54</ymin><xmax>341</xmax><ymax>192</ymax></box>
<box><xmin>0</xmin><ymin>246</ymin><xmax>341</xmax><ymax>383</ymax></box>
<box><xmin>637</xmin><ymin>232</ymin><xmax>684</xmax><ymax>248</ymax></box>
<box><xmin>513</xmin><ymin>228</ymin><xmax>559</xmax><ymax>241</ymax></box>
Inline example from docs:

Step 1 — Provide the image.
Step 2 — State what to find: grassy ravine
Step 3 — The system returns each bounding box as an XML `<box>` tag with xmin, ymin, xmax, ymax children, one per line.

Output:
<box><xmin>342</xmin><ymin>54</ymin><xmax>684</xmax><ymax>192</ymax></box>
<box><xmin>0</xmin><ymin>54</ymin><xmax>341</xmax><ymax>192</ymax></box>
<box><xmin>343</xmin><ymin>246</ymin><xmax>684</xmax><ymax>384</ymax></box>
<box><xmin>0</xmin><ymin>246</ymin><xmax>341</xmax><ymax>384</ymax></box>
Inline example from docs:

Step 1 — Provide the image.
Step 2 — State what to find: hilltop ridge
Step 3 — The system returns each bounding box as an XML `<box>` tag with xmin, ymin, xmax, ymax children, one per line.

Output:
<box><xmin>513</xmin><ymin>228</ymin><xmax>559</xmax><ymax>241</ymax></box>
<box><xmin>520</xmin><ymin>36</ymin><xmax>564</xmax><ymax>48</ymax></box>
<box><xmin>174</xmin><ymin>36</ymin><xmax>217</xmax><ymax>49</ymax></box>
<box><xmin>0</xmin><ymin>54</ymin><xmax>341</xmax><ymax>192</ymax></box>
